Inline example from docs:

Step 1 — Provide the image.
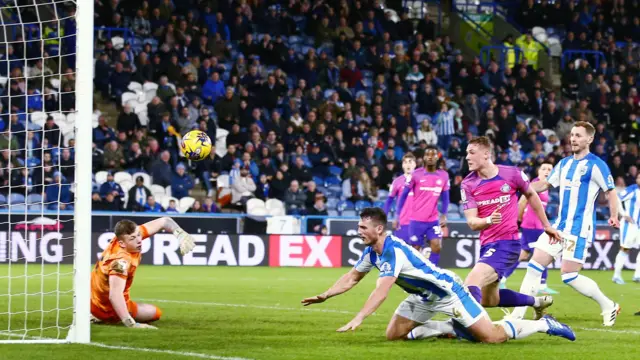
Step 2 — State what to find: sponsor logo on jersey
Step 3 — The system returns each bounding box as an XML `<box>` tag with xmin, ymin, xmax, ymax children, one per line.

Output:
<box><xmin>500</xmin><ymin>184</ymin><xmax>511</xmax><ymax>193</ymax></box>
<box><xmin>476</xmin><ymin>195</ymin><xmax>510</xmax><ymax>206</ymax></box>
<box><xmin>419</xmin><ymin>186</ymin><xmax>443</xmax><ymax>193</ymax></box>
<box><xmin>460</xmin><ymin>189</ymin><xmax>467</xmax><ymax>203</ymax></box>
<box><xmin>379</xmin><ymin>262</ymin><xmax>392</xmax><ymax>273</ymax></box>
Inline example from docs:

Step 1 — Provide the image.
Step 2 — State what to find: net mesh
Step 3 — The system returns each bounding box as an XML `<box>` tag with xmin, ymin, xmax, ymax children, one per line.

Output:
<box><xmin>0</xmin><ymin>0</ymin><xmax>78</xmax><ymax>341</ymax></box>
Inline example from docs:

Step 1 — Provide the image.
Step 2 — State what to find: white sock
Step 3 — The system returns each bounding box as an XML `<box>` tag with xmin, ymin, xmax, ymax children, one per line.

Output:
<box><xmin>614</xmin><ymin>251</ymin><xmax>628</xmax><ymax>279</ymax></box>
<box><xmin>500</xmin><ymin>277</ymin><xmax>507</xmax><ymax>287</ymax></box>
<box><xmin>635</xmin><ymin>252</ymin><xmax>640</xmax><ymax>279</ymax></box>
<box><xmin>496</xmin><ymin>319</ymin><xmax>549</xmax><ymax>340</ymax></box>
<box><xmin>407</xmin><ymin>320</ymin><xmax>455</xmax><ymax>340</ymax></box>
<box><xmin>511</xmin><ymin>260</ymin><xmax>545</xmax><ymax>319</ymax></box>
<box><xmin>562</xmin><ymin>272</ymin><xmax>614</xmax><ymax>311</ymax></box>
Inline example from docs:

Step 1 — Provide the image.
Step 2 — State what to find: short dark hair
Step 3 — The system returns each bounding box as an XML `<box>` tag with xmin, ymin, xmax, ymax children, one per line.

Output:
<box><xmin>360</xmin><ymin>207</ymin><xmax>387</xmax><ymax>228</ymax></box>
<box><xmin>114</xmin><ymin>220</ymin><xmax>137</xmax><ymax>239</ymax></box>
<box><xmin>425</xmin><ymin>145</ymin><xmax>439</xmax><ymax>153</ymax></box>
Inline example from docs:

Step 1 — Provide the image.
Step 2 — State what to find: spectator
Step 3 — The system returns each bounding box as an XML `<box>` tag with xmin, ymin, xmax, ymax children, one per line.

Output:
<box><xmin>231</xmin><ymin>166</ymin><xmax>256</xmax><ymax>207</ymax></box>
<box><xmin>342</xmin><ymin>172</ymin><xmax>365</xmax><ymax>202</ymax></box>
<box><xmin>150</xmin><ymin>150</ymin><xmax>173</xmax><ymax>187</ymax></box>
<box><xmin>117</xmin><ymin>104</ymin><xmax>142</xmax><ymax>136</ymax></box>
<box><xmin>126</xmin><ymin>175</ymin><xmax>152</xmax><ymax>211</ymax></box>
<box><xmin>202</xmin><ymin>197</ymin><xmax>219</xmax><ymax>213</ymax></box>
<box><xmin>143</xmin><ymin>195</ymin><xmax>164</xmax><ymax>212</ymax></box>
<box><xmin>284</xmin><ymin>179</ymin><xmax>306</xmax><ymax>214</ymax></box>
<box><xmin>44</xmin><ymin>172</ymin><xmax>72</xmax><ymax>210</ymax></box>
<box><xmin>43</xmin><ymin>116</ymin><xmax>61</xmax><ymax>148</ymax></box>
<box><xmin>166</xmin><ymin>199</ymin><xmax>179</xmax><ymax>213</ymax></box>
<box><xmin>93</xmin><ymin>116</ymin><xmax>116</xmax><ymax>149</ymax></box>
<box><xmin>99</xmin><ymin>171</ymin><xmax>125</xmax><ymax>199</ymax></box>
<box><xmin>171</xmin><ymin>163</ymin><xmax>194</xmax><ymax>199</ymax></box>
<box><xmin>102</xmin><ymin>140</ymin><xmax>126</xmax><ymax>171</ymax></box>
<box><xmin>101</xmin><ymin>192</ymin><xmax>123</xmax><ymax>211</ymax></box>
<box><xmin>187</xmin><ymin>200</ymin><xmax>205</xmax><ymax>213</ymax></box>
<box><xmin>307</xmin><ymin>193</ymin><xmax>329</xmax><ymax>233</ymax></box>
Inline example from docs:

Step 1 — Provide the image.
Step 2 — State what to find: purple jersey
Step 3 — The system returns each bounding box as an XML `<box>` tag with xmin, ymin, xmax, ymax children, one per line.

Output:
<box><xmin>390</xmin><ymin>175</ymin><xmax>414</xmax><ymax>226</ymax></box>
<box><xmin>461</xmin><ymin>165</ymin><xmax>530</xmax><ymax>245</ymax></box>
<box><xmin>520</xmin><ymin>178</ymin><xmax>549</xmax><ymax>230</ymax></box>
<box><xmin>406</xmin><ymin>168</ymin><xmax>450</xmax><ymax>223</ymax></box>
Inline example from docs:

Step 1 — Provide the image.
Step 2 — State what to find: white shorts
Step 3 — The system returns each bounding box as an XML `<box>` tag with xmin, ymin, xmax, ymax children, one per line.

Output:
<box><xmin>394</xmin><ymin>293</ymin><xmax>487</xmax><ymax>328</ymax></box>
<box><xmin>620</xmin><ymin>221</ymin><xmax>640</xmax><ymax>249</ymax></box>
<box><xmin>533</xmin><ymin>232</ymin><xmax>591</xmax><ymax>264</ymax></box>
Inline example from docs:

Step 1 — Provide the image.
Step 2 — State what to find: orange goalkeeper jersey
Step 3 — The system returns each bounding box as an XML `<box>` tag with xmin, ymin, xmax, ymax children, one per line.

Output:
<box><xmin>90</xmin><ymin>225</ymin><xmax>149</xmax><ymax>313</ymax></box>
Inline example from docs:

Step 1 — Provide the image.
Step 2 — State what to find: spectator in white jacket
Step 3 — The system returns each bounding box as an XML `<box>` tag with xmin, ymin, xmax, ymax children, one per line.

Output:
<box><xmin>417</xmin><ymin>121</ymin><xmax>438</xmax><ymax>146</ymax></box>
<box><xmin>231</xmin><ymin>166</ymin><xmax>256</xmax><ymax>206</ymax></box>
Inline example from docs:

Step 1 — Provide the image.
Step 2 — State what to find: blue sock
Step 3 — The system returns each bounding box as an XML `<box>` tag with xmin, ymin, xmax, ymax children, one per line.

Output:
<box><xmin>498</xmin><ymin>289</ymin><xmax>535</xmax><ymax>307</ymax></box>
<box><xmin>429</xmin><ymin>252</ymin><xmax>440</xmax><ymax>266</ymax></box>
<box><xmin>541</xmin><ymin>269</ymin><xmax>548</xmax><ymax>285</ymax></box>
<box><xmin>468</xmin><ymin>285</ymin><xmax>482</xmax><ymax>303</ymax></box>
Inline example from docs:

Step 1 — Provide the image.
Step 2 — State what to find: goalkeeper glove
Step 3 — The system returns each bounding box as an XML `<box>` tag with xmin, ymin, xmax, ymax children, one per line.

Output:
<box><xmin>123</xmin><ymin>316</ymin><xmax>157</xmax><ymax>329</ymax></box>
<box><xmin>173</xmin><ymin>228</ymin><xmax>195</xmax><ymax>255</ymax></box>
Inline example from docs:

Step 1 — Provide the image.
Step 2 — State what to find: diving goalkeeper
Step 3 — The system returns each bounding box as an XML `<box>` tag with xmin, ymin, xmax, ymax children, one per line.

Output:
<box><xmin>90</xmin><ymin>217</ymin><xmax>195</xmax><ymax>329</ymax></box>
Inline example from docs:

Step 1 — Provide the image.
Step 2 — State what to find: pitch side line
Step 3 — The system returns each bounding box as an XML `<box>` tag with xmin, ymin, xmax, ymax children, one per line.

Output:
<box><xmin>577</xmin><ymin>327</ymin><xmax>640</xmax><ymax>335</ymax></box>
<box><xmin>138</xmin><ymin>298</ymin><xmax>364</xmax><ymax>315</ymax></box>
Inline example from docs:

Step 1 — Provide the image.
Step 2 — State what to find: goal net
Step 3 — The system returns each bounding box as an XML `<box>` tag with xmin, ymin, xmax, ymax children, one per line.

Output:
<box><xmin>0</xmin><ymin>0</ymin><xmax>92</xmax><ymax>343</ymax></box>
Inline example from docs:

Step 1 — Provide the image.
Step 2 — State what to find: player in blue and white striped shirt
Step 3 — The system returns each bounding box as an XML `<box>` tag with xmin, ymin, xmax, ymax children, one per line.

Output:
<box><xmin>302</xmin><ymin>207</ymin><xmax>575</xmax><ymax>343</ymax></box>
<box><xmin>612</xmin><ymin>173</ymin><xmax>640</xmax><ymax>284</ymax></box>
<box><xmin>512</xmin><ymin>122</ymin><xmax>621</xmax><ymax>326</ymax></box>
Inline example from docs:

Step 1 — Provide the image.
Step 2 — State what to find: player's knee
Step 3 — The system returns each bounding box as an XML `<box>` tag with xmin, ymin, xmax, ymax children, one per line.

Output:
<box><xmin>431</xmin><ymin>242</ymin><xmax>441</xmax><ymax>253</ymax></box>
<box><xmin>385</xmin><ymin>327</ymin><xmax>405</xmax><ymax>341</ymax></box>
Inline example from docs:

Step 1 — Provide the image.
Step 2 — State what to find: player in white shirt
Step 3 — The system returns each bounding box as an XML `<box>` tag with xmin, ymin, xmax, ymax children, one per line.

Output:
<box><xmin>612</xmin><ymin>173</ymin><xmax>640</xmax><ymax>284</ymax></box>
<box><xmin>511</xmin><ymin>122</ymin><xmax>621</xmax><ymax>326</ymax></box>
<box><xmin>302</xmin><ymin>207</ymin><xmax>575</xmax><ymax>343</ymax></box>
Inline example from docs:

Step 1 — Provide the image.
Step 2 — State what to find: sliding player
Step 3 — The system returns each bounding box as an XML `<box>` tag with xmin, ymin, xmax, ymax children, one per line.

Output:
<box><xmin>612</xmin><ymin>173</ymin><xmax>640</xmax><ymax>284</ymax></box>
<box><xmin>301</xmin><ymin>207</ymin><xmax>575</xmax><ymax>343</ymax></box>
<box><xmin>384</xmin><ymin>153</ymin><xmax>417</xmax><ymax>242</ymax></box>
<box><xmin>460</xmin><ymin>136</ymin><xmax>559</xmax><ymax>315</ymax></box>
<box><xmin>90</xmin><ymin>217</ymin><xmax>195</xmax><ymax>328</ymax></box>
<box><xmin>395</xmin><ymin>146</ymin><xmax>449</xmax><ymax>265</ymax></box>
<box><xmin>513</xmin><ymin>122</ymin><xmax>620</xmax><ymax>326</ymax></box>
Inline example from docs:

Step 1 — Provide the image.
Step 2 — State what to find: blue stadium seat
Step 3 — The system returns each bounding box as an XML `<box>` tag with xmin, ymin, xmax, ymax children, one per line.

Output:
<box><xmin>354</xmin><ymin>200</ymin><xmax>372</xmax><ymax>211</ymax></box>
<box><xmin>377</xmin><ymin>189</ymin><xmax>389</xmax><ymax>199</ymax></box>
<box><xmin>337</xmin><ymin>200</ymin><xmax>354</xmax><ymax>211</ymax></box>
<box><xmin>329</xmin><ymin>165</ymin><xmax>342</xmax><ymax>176</ymax></box>
<box><xmin>312</xmin><ymin>176</ymin><xmax>325</xmax><ymax>186</ymax></box>
<box><xmin>10</xmin><ymin>204</ymin><xmax>27</xmax><ymax>211</ymax></box>
<box><xmin>325</xmin><ymin>176</ymin><xmax>341</xmax><ymax>186</ymax></box>
<box><xmin>327</xmin><ymin>209</ymin><xmax>338</xmax><ymax>216</ymax></box>
<box><xmin>326</xmin><ymin>197</ymin><xmax>339</xmax><ymax>210</ymax></box>
<box><xmin>448</xmin><ymin>212</ymin><xmax>462</xmax><ymax>220</ymax></box>
<box><xmin>9</xmin><ymin>193</ymin><xmax>25</xmax><ymax>204</ymax></box>
<box><xmin>29</xmin><ymin>204</ymin><xmax>43</xmax><ymax>211</ymax></box>
<box><xmin>342</xmin><ymin>210</ymin><xmax>357</xmax><ymax>217</ymax></box>
<box><xmin>27</xmin><ymin>194</ymin><xmax>43</xmax><ymax>204</ymax></box>
<box><xmin>373</xmin><ymin>201</ymin><xmax>385</xmax><ymax>209</ymax></box>
<box><xmin>448</xmin><ymin>203</ymin><xmax>459</xmax><ymax>213</ymax></box>
<box><xmin>0</xmin><ymin>194</ymin><xmax>5</xmax><ymax>204</ymax></box>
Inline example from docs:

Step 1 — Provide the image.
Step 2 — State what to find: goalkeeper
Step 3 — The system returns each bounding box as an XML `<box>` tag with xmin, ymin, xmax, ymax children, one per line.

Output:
<box><xmin>90</xmin><ymin>217</ymin><xmax>195</xmax><ymax>329</ymax></box>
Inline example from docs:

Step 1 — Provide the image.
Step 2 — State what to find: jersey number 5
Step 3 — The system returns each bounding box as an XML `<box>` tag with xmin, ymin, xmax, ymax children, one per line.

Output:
<box><xmin>482</xmin><ymin>248</ymin><xmax>496</xmax><ymax>258</ymax></box>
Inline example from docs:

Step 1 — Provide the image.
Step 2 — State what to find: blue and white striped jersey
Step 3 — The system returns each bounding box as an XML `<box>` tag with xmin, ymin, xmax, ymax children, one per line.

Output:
<box><xmin>354</xmin><ymin>235</ymin><xmax>467</xmax><ymax>302</ymax></box>
<box><xmin>547</xmin><ymin>153</ymin><xmax>615</xmax><ymax>240</ymax></box>
<box><xmin>619</xmin><ymin>184</ymin><xmax>640</xmax><ymax>224</ymax></box>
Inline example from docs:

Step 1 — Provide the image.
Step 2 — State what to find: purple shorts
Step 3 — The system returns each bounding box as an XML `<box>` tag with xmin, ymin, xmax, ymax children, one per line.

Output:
<box><xmin>394</xmin><ymin>225</ymin><xmax>411</xmax><ymax>243</ymax></box>
<box><xmin>408</xmin><ymin>220</ymin><xmax>442</xmax><ymax>247</ymax></box>
<box><xmin>521</xmin><ymin>228</ymin><xmax>544</xmax><ymax>253</ymax></box>
<box><xmin>478</xmin><ymin>240</ymin><xmax>522</xmax><ymax>280</ymax></box>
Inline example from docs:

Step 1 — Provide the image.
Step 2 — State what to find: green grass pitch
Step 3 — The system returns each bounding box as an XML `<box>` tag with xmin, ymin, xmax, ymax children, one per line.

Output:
<box><xmin>1</xmin><ymin>265</ymin><xmax>639</xmax><ymax>359</ymax></box>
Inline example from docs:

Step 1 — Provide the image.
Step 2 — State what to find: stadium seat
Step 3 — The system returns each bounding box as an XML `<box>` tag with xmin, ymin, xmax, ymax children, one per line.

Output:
<box><xmin>143</xmin><ymin>82</ymin><xmax>158</xmax><ymax>101</ymax></box>
<box><xmin>217</xmin><ymin>174</ymin><xmax>230</xmax><ymax>189</ymax></box>
<box><xmin>128</xmin><ymin>81</ymin><xmax>143</xmax><ymax>92</ymax></box>
<box><xmin>329</xmin><ymin>166</ymin><xmax>342</xmax><ymax>176</ymax></box>
<box><xmin>132</xmin><ymin>172</ymin><xmax>151</xmax><ymax>188</ymax></box>
<box><xmin>342</xmin><ymin>210</ymin><xmax>357</xmax><ymax>217</ymax></box>
<box><xmin>312</xmin><ymin>176</ymin><xmax>325</xmax><ymax>186</ymax></box>
<box><xmin>95</xmin><ymin>171</ymin><xmax>108</xmax><ymax>185</ymax></box>
<box><xmin>165</xmin><ymin>185</ymin><xmax>172</xmax><ymax>197</ymax></box>
<box><xmin>327</xmin><ymin>209</ymin><xmax>338</xmax><ymax>216</ymax></box>
<box><xmin>448</xmin><ymin>203</ymin><xmax>459</xmax><ymax>213</ymax></box>
<box><xmin>373</xmin><ymin>201</ymin><xmax>385</xmax><ymax>208</ymax></box>
<box><xmin>268</xmin><ymin>207</ymin><xmax>286</xmax><ymax>216</ymax></box>
<box><xmin>377</xmin><ymin>189</ymin><xmax>389</xmax><ymax>199</ymax></box>
<box><xmin>119</xmin><ymin>179</ymin><xmax>134</xmax><ymax>192</ymax></box>
<box><xmin>27</xmin><ymin>193</ymin><xmax>43</xmax><ymax>204</ymax></box>
<box><xmin>448</xmin><ymin>212</ymin><xmax>462</xmax><ymax>220</ymax></box>
<box><xmin>150</xmin><ymin>184</ymin><xmax>166</xmax><ymax>197</ymax></box>
<box><xmin>247</xmin><ymin>198</ymin><xmax>267</xmax><ymax>216</ymax></box>
<box><xmin>178</xmin><ymin>196</ymin><xmax>196</xmax><ymax>213</ymax></box>
<box><xmin>111</xmin><ymin>36</ymin><xmax>124</xmax><ymax>49</ymax></box>
<box><xmin>0</xmin><ymin>76</ymin><xmax>8</xmax><ymax>87</ymax></box>
<box><xmin>9</xmin><ymin>193</ymin><xmax>25</xmax><ymax>205</ymax></box>
<box><xmin>29</xmin><ymin>204</ymin><xmax>43</xmax><ymax>212</ymax></box>
<box><xmin>121</xmin><ymin>92</ymin><xmax>138</xmax><ymax>106</ymax></box>
<box><xmin>50</xmin><ymin>78</ymin><xmax>60</xmax><ymax>89</ymax></box>
<box><xmin>0</xmin><ymin>194</ymin><xmax>6</xmax><ymax>205</ymax></box>
<box><xmin>266</xmin><ymin>199</ymin><xmax>285</xmax><ymax>212</ymax></box>
<box><xmin>114</xmin><ymin>171</ymin><xmax>132</xmax><ymax>184</ymax></box>
<box><xmin>325</xmin><ymin>176</ymin><xmax>341</xmax><ymax>185</ymax></box>
<box><xmin>31</xmin><ymin>111</ymin><xmax>47</xmax><ymax>128</ymax></box>
<box><xmin>326</xmin><ymin>197</ymin><xmax>339</xmax><ymax>210</ymax></box>
<box><xmin>354</xmin><ymin>200</ymin><xmax>372</xmax><ymax>211</ymax></box>
<box><xmin>10</xmin><ymin>204</ymin><xmax>27</xmax><ymax>211</ymax></box>
<box><xmin>337</xmin><ymin>200</ymin><xmax>354</xmax><ymax>211</ymax></box>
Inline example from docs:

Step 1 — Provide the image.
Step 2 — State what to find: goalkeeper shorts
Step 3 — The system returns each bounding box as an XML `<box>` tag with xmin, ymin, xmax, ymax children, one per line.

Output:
<box><xmin>91</xmin><ymin>299</ymin><xmax>138</xmax><ymax>323</ymax></box>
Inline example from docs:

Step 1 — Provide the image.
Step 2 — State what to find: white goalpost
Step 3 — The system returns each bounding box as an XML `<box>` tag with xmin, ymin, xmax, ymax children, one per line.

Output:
<box><xmin>0</xmin><ymin>0</ymin><xmax>92</xmax><ymax>343</ymax></box>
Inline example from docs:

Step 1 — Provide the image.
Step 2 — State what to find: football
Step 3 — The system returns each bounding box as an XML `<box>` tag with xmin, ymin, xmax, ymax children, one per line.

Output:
<box><xmin>180</xmin><ymin>130</ymin><xmax>212</xmax><ymax>161</ymax></box>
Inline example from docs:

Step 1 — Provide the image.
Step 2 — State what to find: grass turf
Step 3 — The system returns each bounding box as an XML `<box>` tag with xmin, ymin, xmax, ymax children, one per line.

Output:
<box><xmin>1</xmin><ymin>265</ymin><xmax>639</xmax><ymax>359</ymax></box>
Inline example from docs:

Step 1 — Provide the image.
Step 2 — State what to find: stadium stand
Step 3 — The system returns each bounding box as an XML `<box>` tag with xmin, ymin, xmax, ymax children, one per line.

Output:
<box><xmin>0</xmin><ymin>0</ymin><xmax>638</xmax><ymax>232</ymax></box>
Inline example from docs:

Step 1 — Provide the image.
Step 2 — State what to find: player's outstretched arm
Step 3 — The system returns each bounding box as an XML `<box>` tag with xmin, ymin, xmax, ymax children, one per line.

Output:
<box><xmin>337</xmin><ymin>276</ymin><xmax>396</xmax><ymax>332</ymax></box>
<box><xmin>606</xmin><ymin>189</ymin><xmax>620</xmax><ymax>228</ymax></box>
<box><xmin>108</xmin><ymin>276</ymin><xmax>157</xmax><ymax>329</ymax></box>
<box><xmin>302</xmin><ymin>268</ymin><xmax>367</xmax><ymax>306</ymax></box>
<box><xmin>142</xmin><ymin>217</ymin><xmax>195</xmax><ymax>255</ymax></box>
<box><xmin>530</xmin><ymin>179</ymin><xmax>551</xmax><ymax>193</ymax></box>
<box><xmin>517</xmin><ymin>195</ymin><xmax>527</xmax><ymax>222</ymax></box>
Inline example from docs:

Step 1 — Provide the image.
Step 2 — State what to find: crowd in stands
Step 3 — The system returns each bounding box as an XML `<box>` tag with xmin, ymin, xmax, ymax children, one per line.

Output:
<box><xmin>0</xmin><ymin>0</ymin><xmax>639</xmax><ymax>229</ymax></box>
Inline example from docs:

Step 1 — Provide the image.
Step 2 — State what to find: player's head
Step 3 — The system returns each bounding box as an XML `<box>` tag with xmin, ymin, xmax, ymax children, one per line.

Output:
<box><xmin>465</xmin><ymin>136</ymin><xmax>493</xmax><ymax>171</ymax></box>
<box><xmin>358</xmin><ymin>207</ymin><xmax>387</xmax><ymax>246</ymax></box>
<box><xmin>570</xmin><ymin>121</ymin><xmax>595</xmax><ymax>154</ymax></box>
<box><xmin>114</xmin><ymin>220</ymin><xmax>143</xmax><ymax>253</ymax></box>
<box><xmin>402</xmin><ymin>152</ymin><xmax>417</xmax><ymax>174</ymax></box>
<box><xmin>423</xmin><ymin>145</ymin><xmax>439</xmax><ymax>169</ymax></box>
<box><xmin>537</xmin><ymin>162</ymin><xmax>553</xmax><ymax>180</ymax></box>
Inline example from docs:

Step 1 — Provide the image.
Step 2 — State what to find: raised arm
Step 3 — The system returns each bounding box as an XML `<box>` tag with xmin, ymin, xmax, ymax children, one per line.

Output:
<box><xmin>522</xmin><ymin>186</ymin><xmax>561</xmax><ymax>242</ymax></box>
<box><xmin>301</xmin><ymin>268</ymin><xmax>367</xmax><ymax>306</ymax></box>
<box><xmin>141</xmin><ymin>217</ymin><xmax>195</xmax><ymax>255</ymax></box>
<box><xmin>530</xmin><ymin>179</ymin><xmax>552</xmax><ymax>193</ymax></box>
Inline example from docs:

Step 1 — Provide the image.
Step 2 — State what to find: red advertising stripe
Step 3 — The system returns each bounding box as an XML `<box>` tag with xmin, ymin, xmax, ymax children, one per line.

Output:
<box><xmin>268</xmin><ymin>235</ymin><xmax>342</xmax><ymax>267</ymax></box>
